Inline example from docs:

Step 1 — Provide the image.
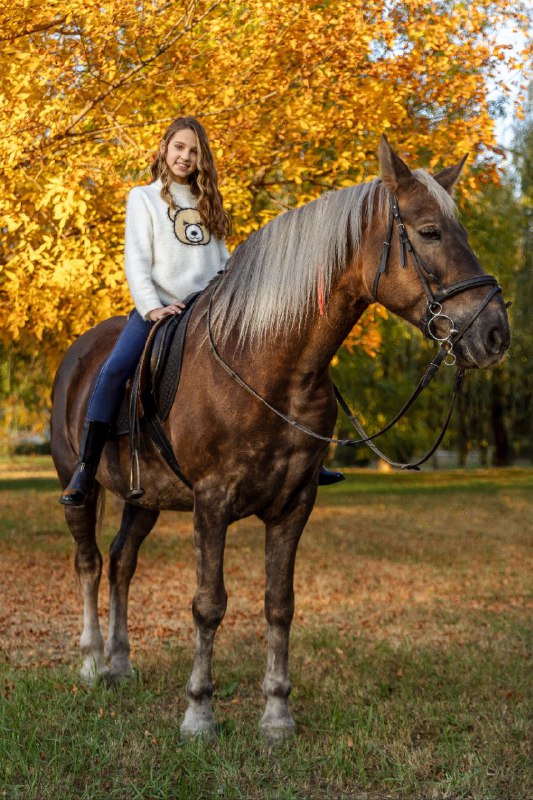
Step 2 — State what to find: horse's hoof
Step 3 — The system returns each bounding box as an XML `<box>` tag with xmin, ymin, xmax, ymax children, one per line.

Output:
<box><xmin>180</xmin><ymin>720</ymin><xmax>217</xmax><ymax>741</ymax></box>
<box><xmin>80</xmin><ymin>664</ymin><xmax>110</xmax><ymax>687</ymax></box>
<box><xmin>106</xmin><ymin>657</ymin><xmax>135</xmax><ymax>682</ymax></box>
<box><xmin>102</xmin><ymin>669</ymin><xmax>135</xmax><ymax>687</ymax></box>
<box><xmin>260</xmin><ymin>719</ymin><xmax>296</xmax><ymax>745</ymax></box>
<box><xmin>181</xmin><ymin>707</ymin><xmax>216</xmax><ymax>741</ymax></box>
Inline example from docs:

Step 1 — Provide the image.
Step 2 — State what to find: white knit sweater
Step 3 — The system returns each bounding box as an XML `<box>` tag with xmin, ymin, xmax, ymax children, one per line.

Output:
<box><xmin>124</xmin><ymin>178</ymin><xmax>230</xmax><ymax>320</ymax></box>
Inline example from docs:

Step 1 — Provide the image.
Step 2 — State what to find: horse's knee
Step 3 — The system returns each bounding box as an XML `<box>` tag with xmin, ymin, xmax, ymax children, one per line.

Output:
<box><xmin>265</xmin><ymin>590</ymin><xmax>294</xmax><ymax>628</ymax></box>
<box><xmin>192</xmin><ymin>588</ymin><xmax>227</xmax><ymax>631</ymax></box>
<box><xmin>75</xmin><ymin>545</ymin><xmax>102</xmax><ymax>578</ymax></box>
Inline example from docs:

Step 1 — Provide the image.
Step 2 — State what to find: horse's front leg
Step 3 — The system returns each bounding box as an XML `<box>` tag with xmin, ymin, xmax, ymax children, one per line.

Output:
<box><xmin>181</xmin><ymin>490</ymin><xmax>228</xmax><ymax>739</ymax></box>
<box><xmin>64</xmin><ymin>488</ymin><xmax>108</xmax><ymax>684</ymax></box>
<box><xmin>260</xmin><ymin>487</ymin><xmax>316</xmax><ymax>741</ymax></box>
<box><xmin>106</xmin><ymin>502</ymin><xmax>160</xmax><ymax>680</ymax></box>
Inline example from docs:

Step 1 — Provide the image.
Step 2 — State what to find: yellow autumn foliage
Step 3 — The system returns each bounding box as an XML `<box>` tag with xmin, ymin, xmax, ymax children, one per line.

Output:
<box><xmin>0</xmin><ymin>0</ymin><xmax>529</xmax><ymax>361</ymax></box>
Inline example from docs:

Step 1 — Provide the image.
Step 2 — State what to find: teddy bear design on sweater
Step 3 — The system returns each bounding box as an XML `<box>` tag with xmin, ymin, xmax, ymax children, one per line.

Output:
<box><xmin>167</xmin><ymin>206</ymin><xmax>211</xmax><ymax>246</ymax></box>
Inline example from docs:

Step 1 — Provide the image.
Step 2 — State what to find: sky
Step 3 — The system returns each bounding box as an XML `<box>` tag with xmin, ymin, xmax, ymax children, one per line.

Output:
<box><xmin>492</xmin><ymin>25</ymin><xmax>530</xmax><ymax>152</ymax></box>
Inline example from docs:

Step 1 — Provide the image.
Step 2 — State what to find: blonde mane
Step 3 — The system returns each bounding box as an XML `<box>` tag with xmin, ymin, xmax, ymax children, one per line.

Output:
<box><xmin>210</xmin><ymin>171</ymin><xmax>454</xmax><ymax>347</ymax></box>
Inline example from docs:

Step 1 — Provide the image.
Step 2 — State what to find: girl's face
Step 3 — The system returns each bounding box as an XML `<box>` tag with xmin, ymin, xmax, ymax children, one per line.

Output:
<box><xmin>164</xmin><ymin>128</ymin><xmax>198</xmax><ymax>184</ymax></box>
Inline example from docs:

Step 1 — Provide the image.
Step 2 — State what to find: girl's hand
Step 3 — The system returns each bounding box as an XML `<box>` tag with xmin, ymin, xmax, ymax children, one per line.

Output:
<box><xmin>148</xmin><ymin>301</ymin><xmax>185</xmax><ymax>322</ymax></box>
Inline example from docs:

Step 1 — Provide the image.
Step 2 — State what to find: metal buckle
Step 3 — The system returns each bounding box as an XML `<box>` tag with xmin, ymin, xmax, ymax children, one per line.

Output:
<box><xmin>427</xmin><ymin>302</ymin><xmax>457</xmax><ymax>366</ymax></box>
<box><xmin>427</xmin><ymin>302</ymin><xmax>456</xmax><ymax>342</ymax></box>
<box><xmin>443</xmin><ymin>341</ymin><xmax>457</xmax><ymax>367</ymax></box>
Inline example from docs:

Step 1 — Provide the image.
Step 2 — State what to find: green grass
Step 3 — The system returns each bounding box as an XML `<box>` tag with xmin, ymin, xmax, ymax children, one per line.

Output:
<box><xmin>0</xmin><ymin>458</ymin><xmax>531</xmax><ymax>799</ymax></box>
<box><xmin>1</xmin><ymin>634</ymin><xmax>530</xmax><ymax>800</ymax></box>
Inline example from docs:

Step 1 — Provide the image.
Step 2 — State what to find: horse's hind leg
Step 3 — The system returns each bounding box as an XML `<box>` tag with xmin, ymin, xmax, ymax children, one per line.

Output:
<box><xmin>65</xmin><ymin>487</ymin><xmax>108</xmax><ymax>684</ymax></box>
<box><xmin>106</xmin><ymin>502</ymin><xmax>160</xmax><ymax>680</ymax></box>
<box><xmin>260</xmin><ymin>489</ymin><xmax>316</xmax><ymax>741</ymax></box>
<box><xmin>181</xmin><ymin>492</ymin><xmax>229</xmax><ymax>739</ymax></box>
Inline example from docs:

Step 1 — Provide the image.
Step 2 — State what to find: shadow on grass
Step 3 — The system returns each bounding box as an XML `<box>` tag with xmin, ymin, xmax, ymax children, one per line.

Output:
<box><xmin>318</xmin><ymin>467</ymin><xmax>533</xmax><ymax>501</ymax></box>
<box><xmin>0</xmin><ymin>478</ymin><xmax>60</xmax><ymax>493</ymax></box>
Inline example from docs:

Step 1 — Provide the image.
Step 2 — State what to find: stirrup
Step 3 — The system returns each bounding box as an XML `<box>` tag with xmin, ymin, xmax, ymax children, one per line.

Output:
<box><xmin>126</xmin><ymin>446</ymin><xmax>145</xmax><ymax>500</ymax></box>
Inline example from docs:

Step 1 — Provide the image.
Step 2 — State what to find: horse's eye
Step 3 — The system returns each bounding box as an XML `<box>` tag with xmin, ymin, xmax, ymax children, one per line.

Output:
<box><xmin>419</xmin><ymin>227</ymin><xmax>441</xmax><ymax>240</ymax></box>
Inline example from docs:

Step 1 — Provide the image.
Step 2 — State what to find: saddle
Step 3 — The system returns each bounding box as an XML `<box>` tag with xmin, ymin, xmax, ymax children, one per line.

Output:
<box><xmin>114</xmin><ymin>292</ymin><xmax>201</xmax><ymax>496</ymax></box>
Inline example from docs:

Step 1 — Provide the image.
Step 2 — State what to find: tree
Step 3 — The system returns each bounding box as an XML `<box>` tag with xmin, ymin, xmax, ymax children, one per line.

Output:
<box><xmin>506</xmin><ymin>85</ymin><xmax>533</xmax><ymax>461</ymax></box>
<box><xmin>0</xmin><ymin>1</ymin><xmax>530</xmax><ymax>445</ymax></box>
<box><xmin>453</xmin><ymin>175</ymin><xmax>522</xmax><ymax>465</ymax></box>
<box><xmin>0</xmin><ymin>0</ymin><xmax>529</xmax><ymax>357</ymax></box>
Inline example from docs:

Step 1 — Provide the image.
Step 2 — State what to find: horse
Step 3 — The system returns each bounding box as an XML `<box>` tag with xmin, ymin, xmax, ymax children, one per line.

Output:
<box><xmin>51</xmin><ymin>136</ymin><xmax>510</xmax><ymax>741</ymax></box>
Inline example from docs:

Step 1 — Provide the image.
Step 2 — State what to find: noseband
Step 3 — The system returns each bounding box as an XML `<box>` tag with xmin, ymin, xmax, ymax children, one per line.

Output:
<box><xmin>372</xmin><ymin>195</ymin><xmax>502</xmax><ymax>366</ymax></box>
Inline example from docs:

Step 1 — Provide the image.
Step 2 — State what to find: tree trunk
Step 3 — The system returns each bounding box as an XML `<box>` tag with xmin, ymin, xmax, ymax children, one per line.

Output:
<box><xmin>456</xmin><ymin>393</ymin><xmax>469</xmax><ymax>467</ymax></box>
<box><xmin>491</xmin><ymin>375</ymin><xmax>511</xmax><ymax>466</ymax></box>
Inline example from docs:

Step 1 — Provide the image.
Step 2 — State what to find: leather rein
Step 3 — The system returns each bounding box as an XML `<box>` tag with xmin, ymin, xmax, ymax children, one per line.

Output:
<box><xmin>207</xmin><ymin>193</ymin><xmax>503</xmax><ymax>471</ymax></box>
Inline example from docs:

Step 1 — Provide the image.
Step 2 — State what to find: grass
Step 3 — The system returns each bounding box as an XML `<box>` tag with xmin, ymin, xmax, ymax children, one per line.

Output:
<box><xmin>0</xmin><ymin>458</ymin><xmax>531</xmax><ymax>799</ymax></box>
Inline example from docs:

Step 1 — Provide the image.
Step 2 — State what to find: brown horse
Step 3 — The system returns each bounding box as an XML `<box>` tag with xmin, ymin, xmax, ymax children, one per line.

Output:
<box><xmin>51</xmin><ymin>137</ymin><xmax>510</xmax><ymax>740</ymax></box>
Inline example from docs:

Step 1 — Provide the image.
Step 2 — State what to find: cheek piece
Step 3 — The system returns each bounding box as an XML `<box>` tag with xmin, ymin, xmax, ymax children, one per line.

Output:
<box><xmin>372</xmin><ymin>194</ymin><xmax>504</xmax><ymax>367</ymax></box>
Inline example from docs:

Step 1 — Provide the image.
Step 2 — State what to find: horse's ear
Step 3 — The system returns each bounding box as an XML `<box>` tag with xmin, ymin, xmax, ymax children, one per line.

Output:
<box><xmin>378</xmin><ymin>134</ymin><xmax>414</xmax><ymax>194</ymax></box>
<box><xmin>433</xmin><ymin>154</ymin><xmax>468</xmax><ymax>195</ymax></box>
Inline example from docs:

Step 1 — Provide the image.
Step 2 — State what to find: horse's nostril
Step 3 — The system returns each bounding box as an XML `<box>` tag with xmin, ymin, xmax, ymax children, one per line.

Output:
<box><xmin>487</xmin><ymin>326</ymin><xmax>504</xmax><ymax>354</ymax></box>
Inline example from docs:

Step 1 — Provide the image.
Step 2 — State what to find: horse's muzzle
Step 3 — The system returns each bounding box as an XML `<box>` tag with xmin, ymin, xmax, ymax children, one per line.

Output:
<box><xmin>453</xmin><ymin>301</ymin><xmax>511</xmax><ymax>369</ymax></box>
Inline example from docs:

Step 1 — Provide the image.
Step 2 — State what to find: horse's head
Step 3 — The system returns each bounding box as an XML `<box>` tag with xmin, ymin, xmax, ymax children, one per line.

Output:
<box><xmin>367</xmin><ymin>136</ymin><xmax>510</xmax><ymax>369</ymax></box>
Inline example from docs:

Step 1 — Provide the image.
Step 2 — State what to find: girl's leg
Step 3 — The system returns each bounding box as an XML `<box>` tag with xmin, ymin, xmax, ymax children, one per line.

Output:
<box><xmin>87</xmin><ymin>310</ymin><xmax>152</xmax><ymax>423</ymax></box>
<box><xmin>60</xmin><ymin>310</ymin><xmax>152</xmax><ymax>506</ymax></box>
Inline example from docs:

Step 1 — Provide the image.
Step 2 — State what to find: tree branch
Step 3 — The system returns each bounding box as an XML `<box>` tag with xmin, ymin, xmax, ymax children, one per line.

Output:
<box><xmin>0</xmin><ymin>16</ymin><xmax>67</xmax><ymax>43</ymax></box>
<box><xmin>48</xmin><ymin>1</ymin><xmax>224</xmax><ymax>142</ymax></box>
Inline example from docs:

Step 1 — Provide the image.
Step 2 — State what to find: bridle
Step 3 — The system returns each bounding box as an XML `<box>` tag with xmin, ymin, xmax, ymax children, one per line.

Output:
<box><xmin>372</xmin><ymin>195</ymin><xmax>502</xmax><ymax>367</ymax></box>
<box><xmin>207</xmin><ymin>192</ymin><xmax>506</xmax><ymax>471</ymax></box>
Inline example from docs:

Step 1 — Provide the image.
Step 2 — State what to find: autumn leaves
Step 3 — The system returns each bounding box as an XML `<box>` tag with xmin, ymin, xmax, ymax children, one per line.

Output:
<box><xmin>0</xmin><ymin>0</ymin><xmax>529</xmax><ymax>357</ymax></box>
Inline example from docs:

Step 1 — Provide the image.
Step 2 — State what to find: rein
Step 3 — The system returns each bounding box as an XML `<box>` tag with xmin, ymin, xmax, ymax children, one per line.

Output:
<box><xmin>206</xmin><ymin>193</ymin><xmax>503</xmax><ymax>471</ymax></box>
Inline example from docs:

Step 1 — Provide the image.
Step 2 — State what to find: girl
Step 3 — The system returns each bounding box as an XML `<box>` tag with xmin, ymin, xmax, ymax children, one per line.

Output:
<box><xmin>60</xmin><ymin>116</ymin><xmax>231</xmax><ymax>506</ymax></box>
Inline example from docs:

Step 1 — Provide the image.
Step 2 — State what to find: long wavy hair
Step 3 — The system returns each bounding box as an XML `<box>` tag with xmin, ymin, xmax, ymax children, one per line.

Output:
<box><xmin>150</xmin><ymin>116</ymin><xmax>231</xmax><ymax>240</ymax></box>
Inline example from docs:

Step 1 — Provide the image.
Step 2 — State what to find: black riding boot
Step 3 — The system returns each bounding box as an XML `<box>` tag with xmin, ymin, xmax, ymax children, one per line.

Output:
<box><xmin>59</xmin><ymin>420</ymin><xmax>110</xmax><ymax>507</ymax></box>
<box><xmin>318</xmin><ymin>465</ymin><xmax>345</xmax><ymax>486</ymax></box>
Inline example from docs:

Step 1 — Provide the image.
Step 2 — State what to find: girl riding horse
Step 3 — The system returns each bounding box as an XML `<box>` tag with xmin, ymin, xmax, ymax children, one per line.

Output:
<box><xmin>59</xmin><ymin>116</ymin><xmax>342</xmax><ymax>506</ymax></box>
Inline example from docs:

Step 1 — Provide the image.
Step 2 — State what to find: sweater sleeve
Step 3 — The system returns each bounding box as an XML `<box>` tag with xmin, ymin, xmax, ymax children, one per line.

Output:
<box><xmin>124</xmin><ymin>188</ymin><xmax>163</xmax><ymax>320</ymax></box>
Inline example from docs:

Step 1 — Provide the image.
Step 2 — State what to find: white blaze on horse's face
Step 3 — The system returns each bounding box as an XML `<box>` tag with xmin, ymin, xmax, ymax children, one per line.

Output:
<box><xmin>164</xmin><ymin>128</ymin><xmax>198</xmax><ymax>184</ymax></box>
<box><xmin>168</xmin><ymin>206</ymin><xmax>211</xmax><ymax>245</ymax></box>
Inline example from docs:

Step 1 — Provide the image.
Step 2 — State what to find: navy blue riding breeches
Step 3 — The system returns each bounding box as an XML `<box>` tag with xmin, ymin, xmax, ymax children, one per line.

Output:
<box><xmin>87</xmin><ymin>309</ymin><xmax>152</xmax><ymax>424</ymax></box>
